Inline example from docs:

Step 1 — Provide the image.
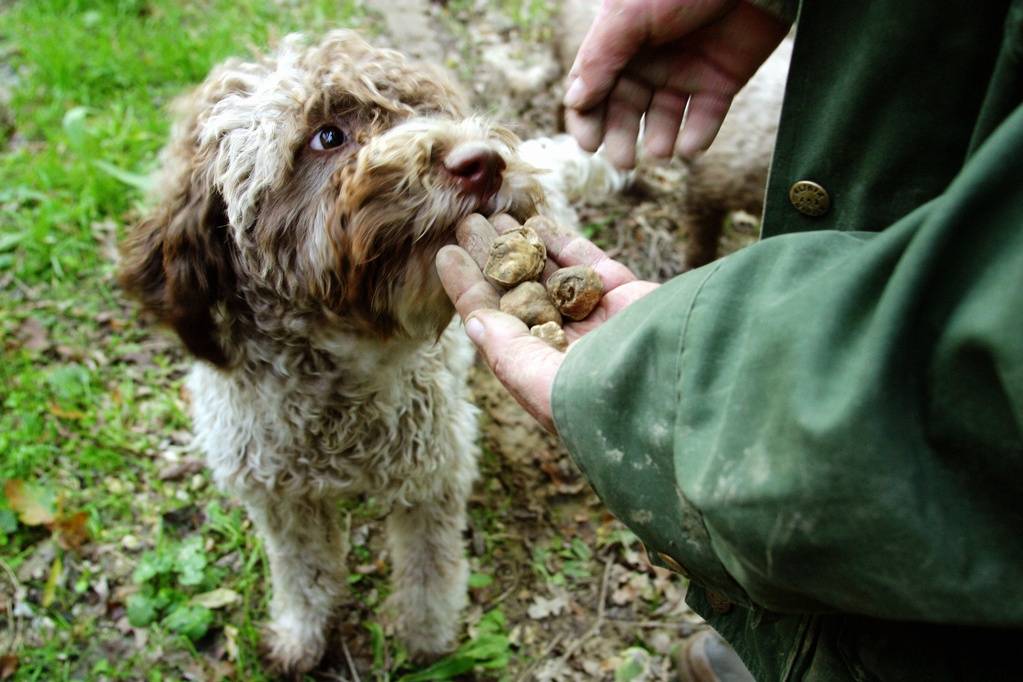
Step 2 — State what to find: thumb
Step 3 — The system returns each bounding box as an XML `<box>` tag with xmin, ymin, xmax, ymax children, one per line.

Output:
<box><xmin>465</xmin><ymin>310</ymin><xmax>564</xmax><ymax>434</ymax></box>
<box><xmin>564</xmin><ymin>4</ymin><xmax>644</xmax><ymax>110</ymax></box>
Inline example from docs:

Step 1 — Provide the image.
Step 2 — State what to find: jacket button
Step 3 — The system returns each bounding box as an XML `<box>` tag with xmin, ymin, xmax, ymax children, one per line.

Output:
<box><xmin>789</xmin><ymin>180</ymin><xmax>830</xmax><ymax>217</ymax></box>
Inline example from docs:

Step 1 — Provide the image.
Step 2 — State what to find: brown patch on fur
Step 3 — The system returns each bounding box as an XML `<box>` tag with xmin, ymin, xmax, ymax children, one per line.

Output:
<box><xmin>119</xmin><ymin>164</ymin><xmax>238</xmax><ymax>367</ymax></box>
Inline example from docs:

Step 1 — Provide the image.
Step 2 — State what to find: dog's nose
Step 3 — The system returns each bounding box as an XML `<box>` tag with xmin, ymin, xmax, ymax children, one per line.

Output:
<box><xmin>443</xmin><ymin>143</ymin><xmax>506</xmax><ymax>198</ymax></box>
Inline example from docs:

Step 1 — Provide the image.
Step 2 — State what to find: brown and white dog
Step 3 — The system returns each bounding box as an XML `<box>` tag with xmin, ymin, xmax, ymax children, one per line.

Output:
<box><xmin>119</xmin><ymin>31</ymin><xmax>623</xmax><ymax>674</ymax></box>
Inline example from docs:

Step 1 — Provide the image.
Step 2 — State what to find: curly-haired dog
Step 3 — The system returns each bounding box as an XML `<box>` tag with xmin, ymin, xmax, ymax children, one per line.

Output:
<box><xmin>119</xmin><ymin>31</ymin><xmax>622</xmax><ymax>674</ymax></box>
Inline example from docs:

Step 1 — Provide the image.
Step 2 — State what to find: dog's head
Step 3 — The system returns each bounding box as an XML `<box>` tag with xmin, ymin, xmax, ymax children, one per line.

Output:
<box><xmin>120</xmin><ymin>31</ymin><xmax>544</xmax><ymax>365</ymax></box>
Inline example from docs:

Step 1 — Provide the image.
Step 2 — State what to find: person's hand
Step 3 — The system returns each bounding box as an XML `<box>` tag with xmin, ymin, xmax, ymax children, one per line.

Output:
<box><xmin>435</xmin><ymin>214</ymin><xmax>659</xmax><ymax>433</ymax></box>
<box><xmin>564</xmin><ymin>0</ymin><xmax>789</xmax><ymax>168</ymax></box>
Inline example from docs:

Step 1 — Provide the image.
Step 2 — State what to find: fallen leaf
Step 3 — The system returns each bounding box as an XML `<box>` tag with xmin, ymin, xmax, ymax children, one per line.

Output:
<box><xmin>223</xmin><ymin>624</ymin><xmax>240</xmax><ymax>661</ymax></box>
<box><xmin>4</xmin><ymin>480</ymin><xmax>55</xmax><ymax>526</ymax></box>
<box><xmin>52</xmin><ymin>511</ymin><xmax>89</xmax><ymax>550</ymax></box>
<box><xmin>16</xmin><ymin>317</ymin><xmax>49</xmax><ymax>352</ymax></box>
<box><xmin>526</xmin><ymin>593</ymin><xmax>568</xmax><ymax>620</ymax></box>
<box><xmin>157</xmin><ymin>459</ymin><xmax>204</xmax><ymax>481</ymax></box>
<box><xmin>0</xmin><ymin>654</ymin><xmax>18</xmax><ymax>680</ymax></box>
<box><xmin>191</xmin><ymin>588</ymin><xmax>240</xmax><ymax>609</ymax></box>
<box><xmin>612</xmin><ymin>572</ymin><xmax>651</xmax><ymax>606</ymax></box>
<box><xmin>48</xmin><ymin>404</ymin><xmax>86</xmax><ymax>420</ymax></box>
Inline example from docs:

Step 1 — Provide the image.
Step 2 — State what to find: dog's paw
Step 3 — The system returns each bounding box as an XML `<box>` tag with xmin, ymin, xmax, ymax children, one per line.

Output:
<box><xmin>382</xmin><ymin>595</ymin><xmax>458</xmax><ymax>661</ymax></box>
<box><xmin>400</xmin><ymin>629</ymin><xmax>457</xmax><ymax>663</ymax></box>
<box><xmin>260</xmin><ymin>614</ymin><xmax>327</xmax><ymax>678</ymax></box>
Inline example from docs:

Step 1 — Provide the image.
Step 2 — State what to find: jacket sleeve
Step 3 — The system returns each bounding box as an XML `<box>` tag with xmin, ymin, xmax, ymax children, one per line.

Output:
<box><xmin>552</xmin><ymin>104</ymin><xmax>1023</xmax><ymax>627</ymax></box>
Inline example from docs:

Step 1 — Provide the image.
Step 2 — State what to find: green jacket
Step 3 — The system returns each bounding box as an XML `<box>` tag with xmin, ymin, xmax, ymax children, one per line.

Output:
<box><xmin>552</xmin><ymin>1</ymin><xmax>1023</xmax><ymax>680</ymax></box>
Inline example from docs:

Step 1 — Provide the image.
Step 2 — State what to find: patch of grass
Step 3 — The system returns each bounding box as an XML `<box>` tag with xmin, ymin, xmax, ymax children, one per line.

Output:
<box><xmin>0</xmin><ymin>1</ymin><xmax>371</xmax><ymax>679</ymax></box>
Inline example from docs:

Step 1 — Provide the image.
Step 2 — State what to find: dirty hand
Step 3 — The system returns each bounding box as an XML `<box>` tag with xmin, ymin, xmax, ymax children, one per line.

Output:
<box><xmin>435</xmin><ymin>214</ymin><xmax>658</xmax><ymax>434</ymax></box>
<box><xmin>564</xmin><ymin>0</ymin><xmax>789</xmax><ymax>168</ymax></box>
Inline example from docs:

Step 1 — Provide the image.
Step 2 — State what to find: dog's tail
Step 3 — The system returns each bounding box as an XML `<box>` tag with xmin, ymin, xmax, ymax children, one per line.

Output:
<box><xmin>517</xmin><ymin>134</ymin><xmax>631</xmax><ymax>230</ymax></box>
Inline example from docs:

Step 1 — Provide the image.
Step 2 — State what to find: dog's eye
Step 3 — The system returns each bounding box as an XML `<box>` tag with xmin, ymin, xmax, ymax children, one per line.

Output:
<box><xmin>310</xmin><ymin>125</ymin><xmax>346</xmax><ymax>151</ymax></box>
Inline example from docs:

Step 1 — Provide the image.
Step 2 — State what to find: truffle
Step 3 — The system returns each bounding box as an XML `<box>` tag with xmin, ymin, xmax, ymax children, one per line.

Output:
<box><xmin>483</xmin><ymin>226</ymin><xmax>546</xmax><ymax>287</ymax></box>
<box><xmin>530</xmin><ymin>321</ymin><xmax>569</xmax><ymax>351</ymax></box>
<box><xmin>546</xmin><ymin>266</ymin><xmax>603</xmax><ymax>320</ymax></box>
<box><xmin>500</xmin><ymin>281</ymin><xmax>562</xmax><ymax>327</ymax></box>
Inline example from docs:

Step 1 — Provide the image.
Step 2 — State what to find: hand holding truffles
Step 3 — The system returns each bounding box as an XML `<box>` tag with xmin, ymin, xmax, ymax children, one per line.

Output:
<box><xmin>480</xmin><ymin>216</ymin><xmax>605</xmax><ymax>350</ymax></box>
<box><xmin>436</xmin><ymin>212</ymin><xmax>660</xmax><ymax>433</ymax></box>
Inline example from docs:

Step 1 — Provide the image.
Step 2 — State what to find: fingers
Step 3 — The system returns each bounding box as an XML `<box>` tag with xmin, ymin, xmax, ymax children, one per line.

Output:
<box><xmin>643</xmin><ymin>89</ymin><xmax>688</xmax><ymax>159</ymax></box>
<box><xmin>436</xmin><ymin>244</ymin><xmax>500</xmax><ymax>317</ymax></box>
<box><xmin>539</xmin><ymin>227</ymin><xmax>637</xmax><ymax>293</ymax></box>
<box><xmin>481</xmin><ymin>212</ymin><xmax>638</xmax><ymax>294</ymax></box>
<box><xmin>456</xmin><ymin>213</ymin><xmax>499</xmax><ymax>269</ymax></box>
<box><xmin>564</xmin><ymin>105</ymin><xmax>606</xmax><ymax>153</ymax></box>
<box><xmin>463</xmin><ymin>310</ymin><xmax>563</xmax><ymax>434</ymax></box>
<box><xmin>563</xmin><ymin>0</ymin><xmax>735</xmax><ymax>112</ymax></box>
<box><xmin>438</xmin><ymin>215</ymin><xmax>656</xmax><ymax>435</ymax></box>
<box><xmin>561</xmin><ymin>279</ymin><xmax>660</xmax><ymax>342</ymax></box>
<box><xmin>603</xmin><ymin>77</ymin><xmax>652</xmax><ymax>169</ymax></box>
<box><xmin>675</xmin><ymin>91</ymin><xmax>733</xmax><ymax>158</ymax></box>
<box><xmin>563</xmin><ymin>2</ymin><xmax>647</xmax><ymax>111</ymax></box>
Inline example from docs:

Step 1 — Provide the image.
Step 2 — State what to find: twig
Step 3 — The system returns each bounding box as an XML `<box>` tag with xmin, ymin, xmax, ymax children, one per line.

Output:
<box><xmin>0</xmin><ymin>558</ymin><xmax>22</xmax><ymax>655</ymax></box>
<box><xmin>556</xmin><ymin>557</ymin><xmax>614</xmax><ymax>665</ymax></box>
<box><xmin>604</xmin><ymin>618</ymin><xmax>688</xmax><ymax>628</ymax></box>
<box><xmin>514</xmin><ymin>632</ymin><xmax>565</xmax><ymax>682</ymax></box>
<box><xmin>341</xmin><ymin>638</ymin><xmax>361</xmax><ymax>682</ymax></box>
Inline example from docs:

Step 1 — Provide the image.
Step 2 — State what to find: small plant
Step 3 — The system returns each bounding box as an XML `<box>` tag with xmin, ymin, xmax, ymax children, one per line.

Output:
<box><xmin>126</xmin><ymin>533</ymin><xmax>219</xmax><ymax>640</ymax></box>
<box><xmin>532</xmin><ymin>536</ymin><xmax>593</xmax><ymax>586</ymax></box>
<box><xmin>396</xmin><ymin>609</ymin><xmax>513</xmax><ymax>682</ymax></box>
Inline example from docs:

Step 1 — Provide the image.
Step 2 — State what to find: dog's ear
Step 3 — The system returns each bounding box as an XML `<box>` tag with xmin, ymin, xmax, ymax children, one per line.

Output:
<box><xmin>120</xmin><ymin>167</ymin><xmax>237</xmax><ymax>367</ymax></box>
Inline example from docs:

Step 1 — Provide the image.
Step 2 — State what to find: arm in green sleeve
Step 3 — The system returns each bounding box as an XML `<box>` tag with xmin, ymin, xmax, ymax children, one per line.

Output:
<box><xmin>552</xmin><ymin>105</ymin><xmax>1023</xmax><ymax>627</ymax></box>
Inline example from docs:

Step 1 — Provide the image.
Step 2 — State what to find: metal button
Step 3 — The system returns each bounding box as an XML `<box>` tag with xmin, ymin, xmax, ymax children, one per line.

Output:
<box><xmin>789</xmin><ymin>180</ymin><xmax>830</xmax><ymax>217</ymax></box>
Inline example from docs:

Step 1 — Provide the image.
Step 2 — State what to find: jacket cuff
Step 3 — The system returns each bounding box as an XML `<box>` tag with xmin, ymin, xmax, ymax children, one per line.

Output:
<box><xmin>552</xmin><ymin>265</ymin><xmax>749</xmax><ymax>600</ymax></box>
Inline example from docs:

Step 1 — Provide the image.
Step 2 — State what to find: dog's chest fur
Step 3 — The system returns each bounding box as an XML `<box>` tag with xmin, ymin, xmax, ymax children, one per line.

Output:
<box><xmin>187</xmin><ymin>319</ymin><xmax>477</xmax><ymax>503</ymax></box>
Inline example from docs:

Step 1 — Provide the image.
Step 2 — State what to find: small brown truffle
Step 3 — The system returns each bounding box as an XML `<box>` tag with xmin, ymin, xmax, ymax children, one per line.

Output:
<box><xmin>546</xmin><ymin>266</ymin><xmax>604</xmax><ymax>320</ymax></box>
<box><xmin>483</xmin><ymin>226</ymin><xmax>546</xmax><ymax>287</ymax></box>
<box><xmin>530</xmin><ymin>321</ymin><xmax>568</xmax><ymax>351</ymax></box>
<box><xmin>500</xmin><ymin>281</ymin><xmax>562</xmax><ymax>327</ymax></box>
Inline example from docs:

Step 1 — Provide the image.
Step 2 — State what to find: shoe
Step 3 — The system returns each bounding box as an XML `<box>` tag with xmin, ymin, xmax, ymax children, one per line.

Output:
<box><xmin>675</xmin><ymin>628</ymin><xmax>756</xmax><ymax>682</ymax></box>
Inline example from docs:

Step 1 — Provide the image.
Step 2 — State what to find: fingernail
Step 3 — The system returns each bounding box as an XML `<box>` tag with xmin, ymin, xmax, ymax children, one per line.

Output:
<box><xmin>465</xmin><ymin>316</ymin><xmax>485</xmax><ymax>344</ymax></box>
<box><xmin>563</xmin><ymin>77</ymin><xmax>585</xmax><ymax>108</ymax></box>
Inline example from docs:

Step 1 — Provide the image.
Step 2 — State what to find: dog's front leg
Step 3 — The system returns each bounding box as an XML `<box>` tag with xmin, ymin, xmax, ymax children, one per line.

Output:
<box><xmin>244</xmin><ymin>492</ymin><xmax>347</xmax><ymax>675</ymax></box>
<box><xmin>385</xmin><ymin>480</ymin><xmax>471</xmax><ymax>660</ymax></box>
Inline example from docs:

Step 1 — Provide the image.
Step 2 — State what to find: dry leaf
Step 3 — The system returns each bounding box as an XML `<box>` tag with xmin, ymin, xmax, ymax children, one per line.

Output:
<box><xmin>223</xmin><ymin>624</ymin><xmax>240</xmax><ymax>661</ymax></box>
<box><xmin>48</xmin><ymin>404</ymin><xmax>86</xmax><ymax>420</ymax></box>
<box><xmin>0</xmin><ymin>654</ymin><xmax>18</xmax><ymax>680</ymax></box>
<box><xmin>4</xmin><ymin>480</ymin><xmax>55</xmax><ymax>526</ymax></box>
<box><xmin>17</xmin><ymin>317</ymin><xmax>50</xmax><ymax>352</ymax></box>
<box><xmin>52</xmin><ymin>510</ymin><xmax>89</xmax><ymax>550</ymax></box>
<box><xmin>527</xmin><ymin>593</ymin><xmax>568</xmax><ymax>620</ymax></box>
<box><xmin>158</xmin><ymin>459</ymin><xmax>204</xmax><ymax>481</ymax></box>
<box><xmin>191</xmin><ymin>588</ymin><xmax>241</xmax><ymax>609</ymax></box>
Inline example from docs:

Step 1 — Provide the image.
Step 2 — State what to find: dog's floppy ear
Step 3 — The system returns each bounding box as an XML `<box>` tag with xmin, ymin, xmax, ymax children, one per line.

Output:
<box><xmin>119</xmin><ymin>166</ymin><xmax>237</xmax><ymax>367</ymax></box>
